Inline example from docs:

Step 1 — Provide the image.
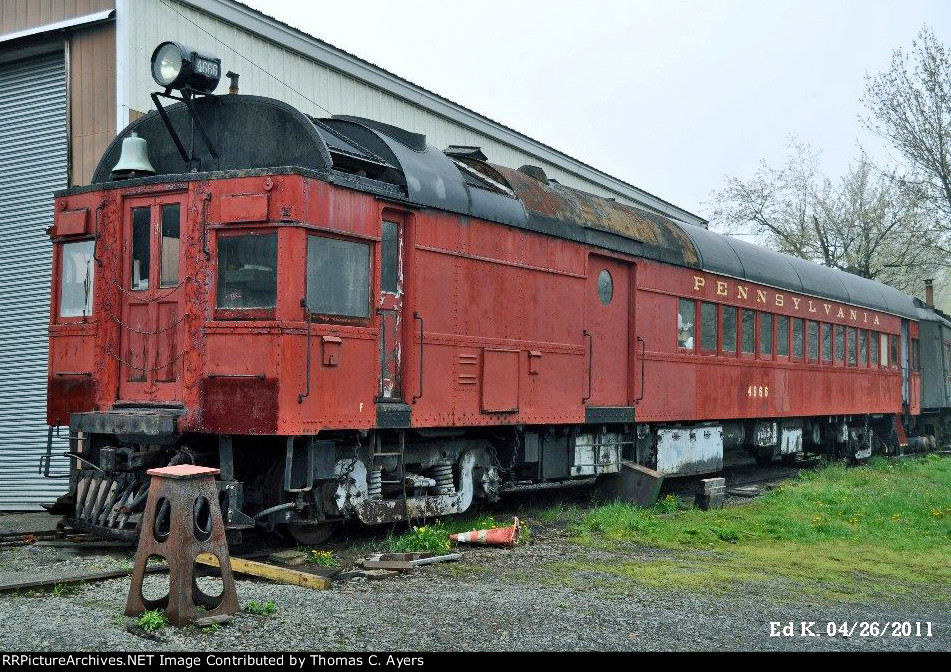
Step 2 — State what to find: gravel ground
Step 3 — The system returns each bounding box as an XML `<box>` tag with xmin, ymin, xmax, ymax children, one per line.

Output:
<box><xmin>0</xmin><ymin>516</ymin><xmax>948</xmax><ymax>652</ymax></box>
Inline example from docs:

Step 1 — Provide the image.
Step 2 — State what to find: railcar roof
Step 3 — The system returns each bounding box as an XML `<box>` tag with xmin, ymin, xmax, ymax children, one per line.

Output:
<box><xmin>83</xmin><ymin>94</ymin><xmax>920</xmax><ymax>320</ymax></box>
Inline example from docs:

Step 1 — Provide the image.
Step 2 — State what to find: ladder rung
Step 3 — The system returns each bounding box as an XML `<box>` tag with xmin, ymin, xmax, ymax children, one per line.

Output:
<box><xmin>373</xmin><ymin>452</ymin><xmax>404</xmax><ymax>457</ymax></box>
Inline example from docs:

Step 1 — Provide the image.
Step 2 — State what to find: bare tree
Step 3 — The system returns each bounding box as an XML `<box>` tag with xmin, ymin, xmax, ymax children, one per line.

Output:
<box><xmin>863</xmin><ymin>26</ymin><xmax>951</xmax><ymax>232</ymax></box>
<box><xmin>708</xmin><ymin>139</ymin><xmax>941</xmax><ymax>293</ymax></box>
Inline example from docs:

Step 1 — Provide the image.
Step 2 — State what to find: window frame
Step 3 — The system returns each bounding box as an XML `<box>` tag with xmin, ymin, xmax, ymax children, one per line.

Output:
<box><xmin>776</xmin><ymin>314</ymin><xmax>790</xmax><ymax>360</ymax></box>
<box><xmin>699</xmin><ymin>301</ymin><xmax>717</xmax><ymax>354</ymax></box>
<box><xmin>758</xmin><ymin>311</ymin><xmax>773</xmax><ymax>360</ymax></box>
<box><xmin>792</xmin><ymin>317</ymin><xmax>804</xmax><ymax>361</ymax></box>
<box><xmin>721</xmin><ymin>304</ymin><xmax>738</xmax><ymax>356</ymax></box>
<box><xmin>821</xmin><ymin>322</ymin><xmax>832</xmax><ymax>364</ymax></box>
<box><xmin>214</xmin><ymin>228</ymin><xmax>280</xmax><ymax>321</ymax></box>
<box><xmin>306</xmin><ymin>231</ymin><xmax>374</xmax><ymax>325</ymax></box>
<box><xmin>56</xmin><ymin>238</ymin><xmax>97</xmax><ymax>322</ymax></box>
<box><xmin>807</xmin><ymin>320</ymin><xmax>819</xmax><ymax>362</ymax></box>
<box><xmin>740</xmin><ymin>308</ymin><xmax>756</xmax><ymax>357</ymax></box>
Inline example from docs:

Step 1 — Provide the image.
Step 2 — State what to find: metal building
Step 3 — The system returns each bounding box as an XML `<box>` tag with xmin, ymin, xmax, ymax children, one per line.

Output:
<box><xmin>0</xmin><ymin>0</ymin><xmax>704</xmax><ymax>510</ymax></box>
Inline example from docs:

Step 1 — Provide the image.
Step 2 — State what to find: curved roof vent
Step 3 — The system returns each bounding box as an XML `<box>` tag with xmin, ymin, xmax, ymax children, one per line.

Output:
<box><xmin>445</xmin><ymin>145</ymin><xmax>487</xmax><ymax>161</ymax></box>
<box><xmin>518</xmin><ymin>164</ymin><xmax>548</xmax><ymax>181</ymax></box>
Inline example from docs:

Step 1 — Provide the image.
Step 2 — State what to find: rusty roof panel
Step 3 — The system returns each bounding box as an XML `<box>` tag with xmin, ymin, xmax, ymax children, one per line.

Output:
<box><xmin>484</xmin><ymin>163</ymin><xmax>701</xmax><ymax>267</ymax></box>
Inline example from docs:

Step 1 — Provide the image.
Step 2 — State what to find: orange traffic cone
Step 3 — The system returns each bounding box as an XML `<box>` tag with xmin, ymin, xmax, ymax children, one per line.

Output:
<box><xmin>449</xmin><ymin>517</ymin><xmax>520</xmax><ymax>547</ymax></box>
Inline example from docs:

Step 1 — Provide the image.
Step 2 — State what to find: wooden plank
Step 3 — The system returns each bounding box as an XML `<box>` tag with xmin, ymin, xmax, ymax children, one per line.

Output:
<box><xmin>196</xmin><ymin>553</ymin><xmax>331</xmax><ymax>590</ymax></box>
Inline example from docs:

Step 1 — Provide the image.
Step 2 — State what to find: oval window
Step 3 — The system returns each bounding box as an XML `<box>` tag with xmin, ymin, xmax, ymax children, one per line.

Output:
<box><xmin>597</xmin><ymin>269</ymin><xmax>613</xmax><ymax>305</ymax></box>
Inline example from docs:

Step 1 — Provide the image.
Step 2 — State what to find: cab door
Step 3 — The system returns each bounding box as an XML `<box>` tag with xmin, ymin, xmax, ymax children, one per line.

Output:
<box><xmin>377</xmin><ymin>218</ymin><xmax>404</xmax><ymax>401</ymax></box>
<box><xmin>117</xmin><ymin>195</ymin><xmax>188</xmax><ymax>402</ymax></box>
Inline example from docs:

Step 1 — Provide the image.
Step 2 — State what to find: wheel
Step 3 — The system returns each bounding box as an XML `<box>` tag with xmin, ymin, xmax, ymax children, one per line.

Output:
<box><xmin>285</xmin><ymin>521</ymin><xmax>340</xmax><ymax>546</ymax></box>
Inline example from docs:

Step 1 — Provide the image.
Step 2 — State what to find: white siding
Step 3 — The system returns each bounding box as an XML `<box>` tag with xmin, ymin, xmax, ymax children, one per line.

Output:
<box><xmin>126</xmin><ymin>0</ymin><xmax>655</xmax><ymax>209</ymax></box>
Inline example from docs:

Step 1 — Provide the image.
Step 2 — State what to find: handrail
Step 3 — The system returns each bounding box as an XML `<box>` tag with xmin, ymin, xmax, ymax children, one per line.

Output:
<box><xmin>582</xmin><ymin>330</ymin><xmax>592</xmax><ymax>403</ymax></box>
<box><xmin>92</xmin><ymin>201</ymin><xmax>105</xmax><ymax>267</ymax></box>
<box><xmin>636</xmin><ymin>336</ymin><xmax>646</xmax><ymax>404</ymax></box>
<box><xmin>298</xmin><ymin>298</ymin><xmax>312</xmax><ymax>404</ymax></box>
<box><xmin>412</xmin><ymin>312</ymin><xmax>424</xmax><ymax>404</ymax></box>
<box><xmin>201</xmin><ymin>192</ymin><xmax>211</xmax><ymax>259</ymax></box>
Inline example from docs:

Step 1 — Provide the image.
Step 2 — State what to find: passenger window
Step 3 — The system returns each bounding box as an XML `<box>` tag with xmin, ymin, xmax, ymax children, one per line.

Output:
<box><xmin>912</xmin><ymin>338</ymin><xmax>920</xmax><ymax>371</ymax></box>
<box><xmin>808</xmin><ymin>321</ymin><xmax>818</xmax><ymax>361</ymax></box>
<box><xmin>880</xmin><ymin>333</ymin><xmax>889</xmax><ymax>367</ymax></box>
<box><xmin>777</xmin><ymin>315</ymin><xmax>789</xmax><ymax>357</ymax></box>
<box><xmin>308</xmin><ymin>235</ymin><xmax>371</xmax><ymax>317</ymax></box>
<box><xmin>836</xmin><ymin>325</ymin><xmax>845</xmax><ymax>363</ymax></box>
<box><xmin>678</xmin><ymin>299</ymin><xmax>696</xmax><ymax>349</ymax></box>
<box><xmin>381</xmin><ymin>221</ymin><xmax>400</xmax><ymax>294</ymax></box>
<box><xmin>700</xmin><ymin>302</ymin><xmax>717</xmax><ymax>351</ymax></box>
<box><xmin>792</xmin><ymin>318</ymin><xmax>804</xmax><ymax>359</ymax></box>
<box><xmin>760</xmin><ymin>312</ymin><xmax>773</xmax><ymax>356</ymax></box>
<box><xmin>217</xmin><ymin>233</ymin><xmax>278</xmax><ymax>309</ymax></box>
<box><xmin>871</xmin><ymin>331</ymin><xmax>879</xmax><ymax>367</ymax></box>
<box><xmin>741</xmin><ymin>310</ymin><xmax>755</xmax><ymax>354</ymax></box>
<box><xmin>60</xmin><ymin>240</ymin><xmax>95</xmax><ymax>317</ymax></box>
<box><xmin>722</xmin><ymin>306</ymin><xmax>737</xmax><ymax>354</ymax></box>
<box><xmin>847</xmin><ymin>327</ymin><xmax>857</xmax><ymax>366</ymax></box>
<box><xmin>160</xmin><ymin>203</ymin><xmax>180</xmax><ymax>288</ymax></box>
<box><xmin>859</xmin><ymin>330</ymin><xmax>868</xmax><ymax>366</ymax></box>
<box><xmin>890</xmin><ymin>335</ymin><xmax>899</xmax><ymax>368</ymax></box>
<box><xmin>131</xmin><ymin>207</ymin><xmax>151</xmax><ymax>290</ymax></box>
<box><xmin>822</xmin><ymin>323</ymin><xmax>832</xmax><ymax>363</ymax></box>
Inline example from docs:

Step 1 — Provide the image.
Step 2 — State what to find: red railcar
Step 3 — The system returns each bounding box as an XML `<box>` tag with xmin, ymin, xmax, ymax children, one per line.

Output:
<box><xmin>45</xmin><ymin>70</ymin><xmax>937</xmax><ymax>541</ymax></box>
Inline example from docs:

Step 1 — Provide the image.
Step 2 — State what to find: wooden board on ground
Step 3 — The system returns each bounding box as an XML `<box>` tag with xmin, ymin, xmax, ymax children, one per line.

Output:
<box><xmin>196</xmin><ymin>553</ymin><xmax>331</xmax><ymax>590</ymax></box>
<box><xmin>0</xmin><ymin>565</ymin><xmax>165</xmax><ymax>594</ymax></box>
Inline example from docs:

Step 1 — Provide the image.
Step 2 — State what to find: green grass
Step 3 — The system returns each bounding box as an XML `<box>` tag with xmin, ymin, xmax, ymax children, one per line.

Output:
<box><xmin>245</xmin><ymin>600</ymin><xmax>277</xmax><ymax>616</ymax></box>
<box><xmin>136</xmin><ymin>610</ymin><xmax>167</xmax><ymax>632</ymax></box>
<box><xmin>552</xmin><ymin>455</ymin><xmax>951</xmax><ymax>603</ymax></box>
<box><xmin>386</xmin><ymin>514</ymin><xmax>505</xmax><ymax>554</ymax></box>
<box><xmin>305</xmin><ymin>549</ymin><xmax>338</xmax><ymax>567</ymax></box>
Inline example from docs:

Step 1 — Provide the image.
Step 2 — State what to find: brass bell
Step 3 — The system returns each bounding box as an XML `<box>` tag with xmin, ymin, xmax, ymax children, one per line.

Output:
<box><xmin>111</xmin><ymin>132</ymin><xmax>156</xmax><ymax>179</ymax></box>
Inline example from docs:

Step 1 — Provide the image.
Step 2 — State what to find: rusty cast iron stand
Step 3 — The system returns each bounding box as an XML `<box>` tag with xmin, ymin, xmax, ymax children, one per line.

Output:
<box><xmin>125</xmin><ymin>465</ymin><xmax>239</xmax><ymax>627</ymax></box>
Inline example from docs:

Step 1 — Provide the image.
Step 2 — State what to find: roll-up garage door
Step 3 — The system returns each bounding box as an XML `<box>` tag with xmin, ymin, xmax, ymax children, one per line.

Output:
<box><xmin>0</xmin><ymin>51</ymin><xmax>70</xmax><ymax>509</ymax></box>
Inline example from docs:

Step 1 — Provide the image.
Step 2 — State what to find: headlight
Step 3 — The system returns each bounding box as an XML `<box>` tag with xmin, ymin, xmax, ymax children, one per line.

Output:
<box><xmin>150</xmin><ymin>41</ymin><xmax>221</xmax><ymax>94</ymax></box>
<box><xmin>152</xmin><ymin>42</ymin><xmax>184</xmax><ymax>87</ymax></box>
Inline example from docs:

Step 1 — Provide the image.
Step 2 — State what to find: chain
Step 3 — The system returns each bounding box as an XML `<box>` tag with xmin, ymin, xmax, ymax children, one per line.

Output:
<box><xmin>104</xmin><ymin>346</ymin><xmax>192</xmax><ymax>372</ymax></box>
<box><xmin>105</xmin><ymin>310</ymin><xmax>190</xmax><ymax>334</ymax></box>
<box><xmin>107</xmin><ymin>275</ymin><xmax>196</xmax><ymax>301</ymax></box>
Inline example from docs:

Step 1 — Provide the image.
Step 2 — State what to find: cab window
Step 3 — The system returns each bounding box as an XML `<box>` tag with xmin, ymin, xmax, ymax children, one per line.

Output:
<box><xmin>307</xmin><ymin>235</ymin><xmax>371</xmax><ymax>318</ymax></box>
<box><xmin>217</xmin><ymin>233</ymin><xmax>278</xmax><ymax>309</ymax></box>
<box><xmin>60</xmin><ymin>240</ymin><xmax>95</xmax><ymax>317</ymax></box>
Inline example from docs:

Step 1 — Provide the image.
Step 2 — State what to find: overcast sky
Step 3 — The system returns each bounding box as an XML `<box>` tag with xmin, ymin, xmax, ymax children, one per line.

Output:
<box><xmin>240</xmin><ymin>0</ymin><xmax>951</xmax><ymax>219</ymax></box>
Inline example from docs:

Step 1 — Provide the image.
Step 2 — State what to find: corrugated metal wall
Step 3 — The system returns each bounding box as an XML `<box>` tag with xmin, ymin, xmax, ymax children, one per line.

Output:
<box><xmin>0</xmin><ymin>52</ymin><xmax>70</xmax><ymax>509</ymax></box>
<box><xmin>127</xmin><ymin>0</ymin><xmax>639</xmax><ymax>206</ymax></box>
